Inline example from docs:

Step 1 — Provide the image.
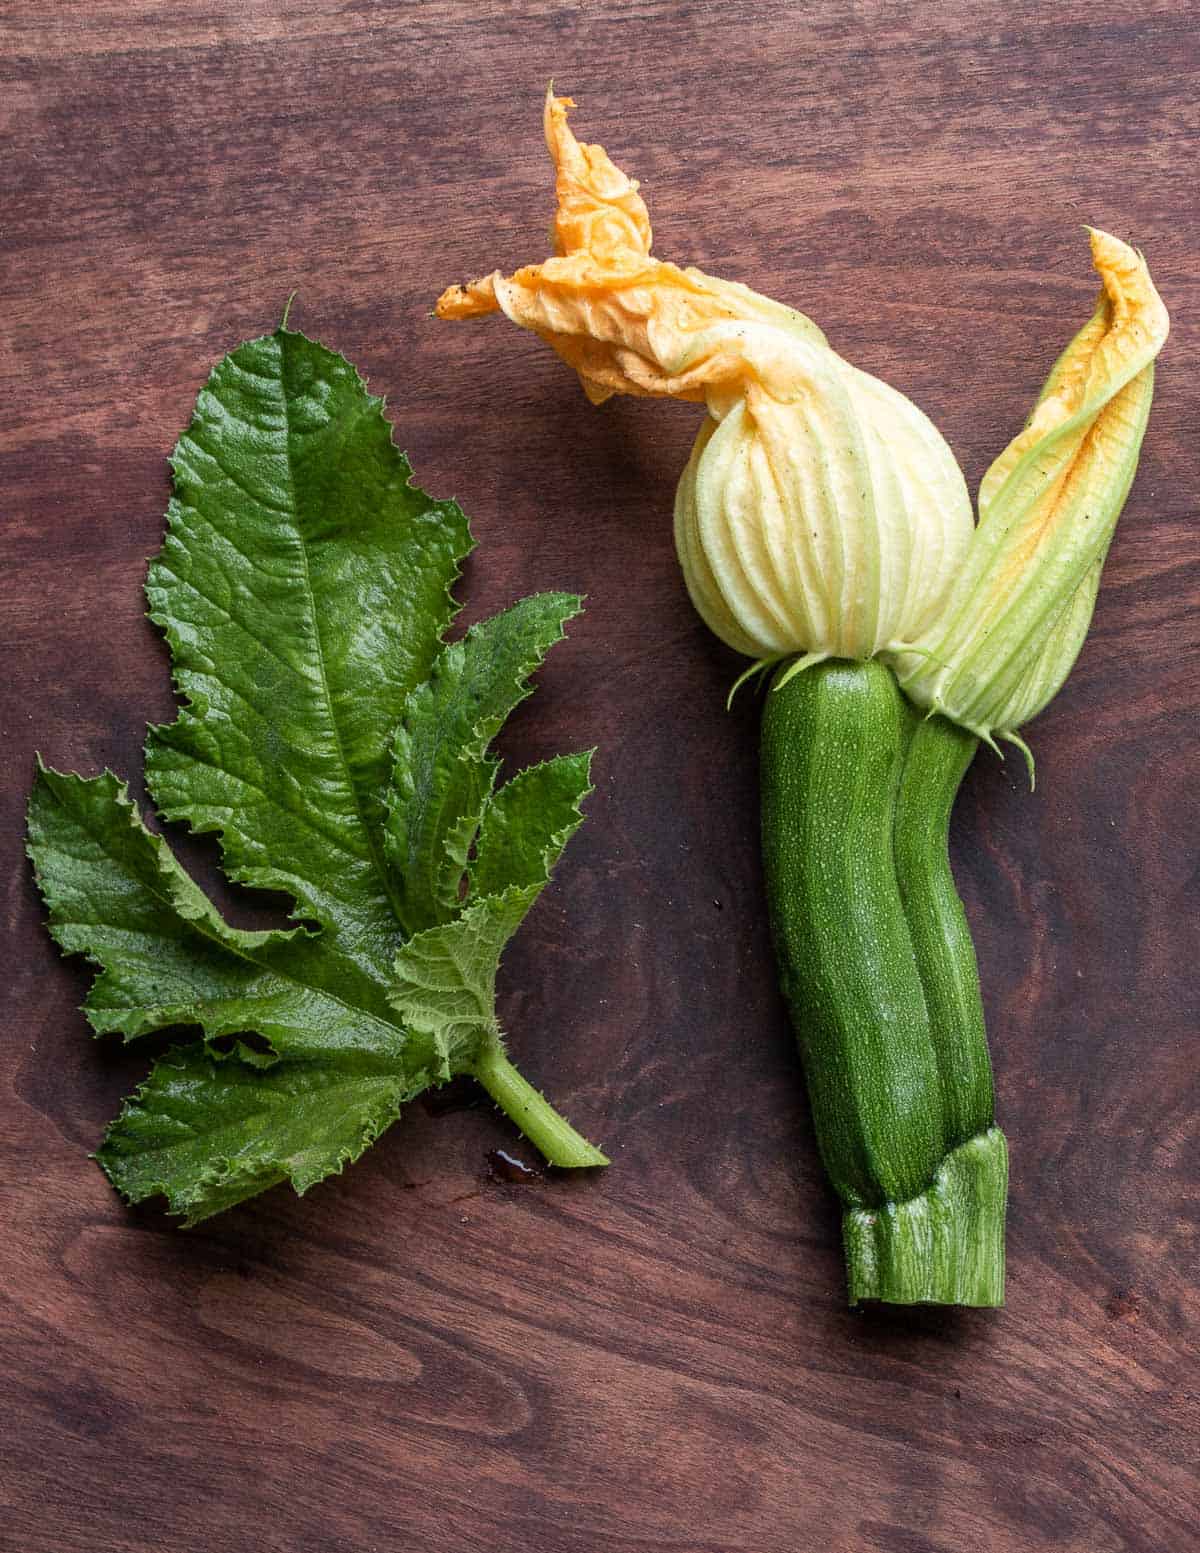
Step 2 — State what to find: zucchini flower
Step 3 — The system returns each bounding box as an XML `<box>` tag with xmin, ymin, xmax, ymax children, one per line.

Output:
<box><xmin>895</xmin><ymin>229</ymin><xmax>1169</xmax><ymax>750</ymax></box>
<box><xmin>438</xmin><ymin>91</ymin><xmax>975</xmax><ymax>667</ymax></box>
<box><xmin>437</xmin><ymin>96</ymin><xmax>1168</xmax><ymax>743</ymax></box>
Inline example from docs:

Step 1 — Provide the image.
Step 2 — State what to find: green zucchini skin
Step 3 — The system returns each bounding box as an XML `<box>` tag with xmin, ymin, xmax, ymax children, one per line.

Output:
<box><xmin>893</xmin><ymin>714</ymin><xmax>995</xmax><ymax>1149</ymax></box>
<box><xmin>760</xmin><ymin>660</ymin><xmax>1006</xmax><ymax>1305</ymax></box>
<box><xmin>760</xmin><ymin>660</ymin><xmax>945</xmax><ymax>1209</ymax></box>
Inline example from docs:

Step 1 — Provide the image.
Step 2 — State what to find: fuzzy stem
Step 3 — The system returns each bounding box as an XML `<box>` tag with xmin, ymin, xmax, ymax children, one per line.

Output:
<box><xmin>473</xmin><ymin>1041</ymin><xmax>609</xmax><ymax>1167</ymax></box>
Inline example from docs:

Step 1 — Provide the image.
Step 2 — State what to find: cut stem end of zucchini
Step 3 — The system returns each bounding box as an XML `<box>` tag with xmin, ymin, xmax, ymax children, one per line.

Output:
<box><xmin>843</xmin><ymin>1126</ymin><xmax>1008</xmax><ymax>1307</ymax></box>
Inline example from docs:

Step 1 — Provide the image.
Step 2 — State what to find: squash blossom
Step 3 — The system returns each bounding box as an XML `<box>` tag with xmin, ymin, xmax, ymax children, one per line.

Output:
<box><xmin>896</xmin><ymin>228</ymin><xmax>1168</xmax><ymax>749</ymax></box>
<box><xmin>438</xmin><ymin>93</ymin><xmax>1169</xmax><ymax>1306</ymax></box>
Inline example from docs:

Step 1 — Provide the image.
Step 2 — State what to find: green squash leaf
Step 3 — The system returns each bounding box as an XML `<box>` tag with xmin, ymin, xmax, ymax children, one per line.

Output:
<box><xmin>144</xmin><ymin>328</ymin><xmax>470</xmax><ymax>978</ymax></box>
<box><xmin>384</xmin><ymin>592</ymin><xmax>583</xmax><ymax>936</ymax></box>
<box><xmin>470</xmin><ymin>751</ymin><xmax>594</xmax><ymax>900</ymax></box>
<box><xmin>27</xmin><ymin>763</ymin><xmax>399</xmax><ymax>1060</ymax></box>
<box><xmin>100</xmin><ymin>1045</ymin><xmax>423</xmax><ymax>1225</ymax></box>
<box><xmin>391</xmin><ymin>749</ymin><xmax>593</xmax><ymax>1077</ymax></box>
<box><xmin>27</xmin><ymin>327</ymin><xmax>606</xmax><ymax>1225</ymax></box>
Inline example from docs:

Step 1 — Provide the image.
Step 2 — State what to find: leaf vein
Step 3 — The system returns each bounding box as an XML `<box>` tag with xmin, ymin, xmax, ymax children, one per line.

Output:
<box><xmin>154</xmin><ymin>740</ymin><xmax>373</xmax><ymax>866</ymax></box>
<box><xmin>274</xmin><ymin>355</ymin><xmax>408</xmax><ymax>929</ymax></box>
<box><xmin>150</xmin><ymin>560</ymin><xmax>303</xmax><ymax>678</ymax></box>
<box><xmin>187</xmin><ymin>431</ymin><xmax>295</xmax><ymax>519</ymax></box>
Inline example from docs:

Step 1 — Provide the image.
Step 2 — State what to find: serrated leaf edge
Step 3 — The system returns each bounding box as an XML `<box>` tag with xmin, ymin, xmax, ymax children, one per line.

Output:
<box><xmin>469</xmin><ymin>748</ymin><xmax>595</xmax><ymax>905</ymax></box>
<box><xmin>95</xmin><ymin>1044</ymin><xmax>432</xmax><ymax>1227</ymax></box>
<box><xmin>145</xmin><ymin>325</ymin><xmax>477</xmax><ymax>934</ymax></box>
<box><xmin>387</xmin><ymin>590</ymin><xmax>584</xmax><ymax>930</ymax></box>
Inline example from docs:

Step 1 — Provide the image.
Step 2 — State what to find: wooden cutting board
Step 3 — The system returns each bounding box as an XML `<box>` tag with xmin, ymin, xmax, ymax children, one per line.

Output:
<box><xmin>2</xmin><ymin>4</ymin><xmax>1196</xmax><ymax>1550</ymax></box>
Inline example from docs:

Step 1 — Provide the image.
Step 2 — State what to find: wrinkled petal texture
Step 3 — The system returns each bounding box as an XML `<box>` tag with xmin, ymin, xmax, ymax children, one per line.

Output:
<box><xmin>896</xmin><ymin>228</ymin><xmax>1169</xmax><ymax>738</ymax></box>
<box><xmin>437</xmin><ymin>92</ymin><xmax>973</xmax><ymax>662</ymax></box>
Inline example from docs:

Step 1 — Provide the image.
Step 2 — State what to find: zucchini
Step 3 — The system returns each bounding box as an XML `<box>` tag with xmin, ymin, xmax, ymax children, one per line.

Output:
<box><xmin>761</xmin><ymin>661</ymin><xmax>1007</xmax><ymax>1305</ymax></box>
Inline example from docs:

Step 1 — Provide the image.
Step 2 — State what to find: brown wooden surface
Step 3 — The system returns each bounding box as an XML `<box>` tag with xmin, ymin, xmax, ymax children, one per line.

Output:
<box><xmin>2</xmin><ymin>4</ymin><xmax>1197</xmax><ymax>1550</ymax></box>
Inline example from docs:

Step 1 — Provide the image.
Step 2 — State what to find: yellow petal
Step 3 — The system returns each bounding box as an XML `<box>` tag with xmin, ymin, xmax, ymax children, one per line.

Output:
<box><xmin>896</xmin><ymin>229</ymin><xmax>1168</xmax><ymax>739</ymax></box>
<box><xmin>543</xmin><ymin>89</ymin><xmax>653</xmax><ymax>263</ymax></box>
<box><xmin>435</xmin><ymin>93</ymin><xmax>824</xmax><ymax>406</ymax></box>
<box><xmin>438</xmin><ymin>94</ymin><xmax>973</xmax><ymax>664</ymax></box>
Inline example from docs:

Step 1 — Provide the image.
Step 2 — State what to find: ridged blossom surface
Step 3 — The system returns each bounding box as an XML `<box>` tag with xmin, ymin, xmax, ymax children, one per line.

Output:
<box><xmin>438</xmin><ymin>93</ymin><xmax>974</xmax><ymax>664</ymax></box>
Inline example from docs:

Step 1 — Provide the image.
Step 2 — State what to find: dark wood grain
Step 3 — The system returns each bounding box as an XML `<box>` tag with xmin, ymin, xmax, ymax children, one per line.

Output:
<box><xmin>2</xmin><ymin>4</ymin><xmax>1197</xmax><ymax>1550</ymax></box>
